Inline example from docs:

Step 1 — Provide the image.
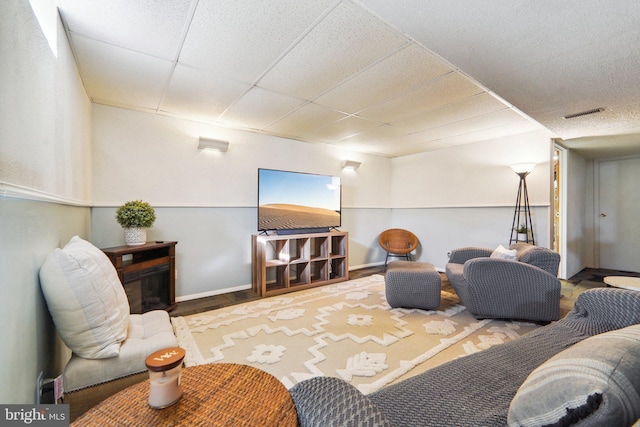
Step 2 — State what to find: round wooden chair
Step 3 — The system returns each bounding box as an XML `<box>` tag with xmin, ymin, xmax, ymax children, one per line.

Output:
<box><xmin>378</xmin><ymin>228</ymin><xmax>419</xmax><ymax>269</ymax></box>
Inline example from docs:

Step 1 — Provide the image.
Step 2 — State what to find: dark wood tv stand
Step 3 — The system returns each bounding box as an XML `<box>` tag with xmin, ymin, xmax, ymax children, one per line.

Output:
<box><xmin>251</xmin><ymin>231</ymin><xmax>348</xmax><ymax>297</ymax></box>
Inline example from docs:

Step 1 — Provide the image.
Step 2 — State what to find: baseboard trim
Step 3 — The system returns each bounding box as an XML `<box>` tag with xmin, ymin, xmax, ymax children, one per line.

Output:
<box><xmin>349</xmin><ymin>262</ymin><xmax>385</xmax><ymax>270</ymax></box>
<box><xmin>175</xmin><ymin>283</ymin><xmax>253</xmax><ymax>302</ymax></box>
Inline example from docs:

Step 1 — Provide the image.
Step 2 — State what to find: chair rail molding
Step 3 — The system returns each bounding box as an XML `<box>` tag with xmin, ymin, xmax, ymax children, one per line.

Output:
<box><xmin>0</xmin><ymin>181</ymin><xmax>91</xmax><ymax>207</ymax></box>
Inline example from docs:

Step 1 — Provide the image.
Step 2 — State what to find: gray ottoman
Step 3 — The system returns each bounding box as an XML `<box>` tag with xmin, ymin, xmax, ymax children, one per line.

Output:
<box><xmin>385</xmin><ymin>261</ymin><xmax>441</xmax><ymax>309</ymax></box>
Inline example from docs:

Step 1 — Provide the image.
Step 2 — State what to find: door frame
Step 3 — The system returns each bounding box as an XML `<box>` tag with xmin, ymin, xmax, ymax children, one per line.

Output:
<box><xmin>552</xmin><ymin>143</ymin><xmax>567</xmax><ymax>279</ymax></box>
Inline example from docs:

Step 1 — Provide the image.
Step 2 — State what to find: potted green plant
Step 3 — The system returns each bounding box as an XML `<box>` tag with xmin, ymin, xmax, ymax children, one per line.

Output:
<box><xmin>516</xmin><ymin>224</ymin><xmax>529</xmax><ymax>241</ymax></box>
<box><xmin>116</xmin><ymin>200</ymin><xmax>156</xmax><ymax>246</ymax></box>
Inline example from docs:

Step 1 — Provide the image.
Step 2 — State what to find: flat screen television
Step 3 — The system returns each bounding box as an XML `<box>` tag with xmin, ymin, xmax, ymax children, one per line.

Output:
<box><xmin>258</xmin><ymin>168</ymin><xmax>341</xmax><ymax>234</ymax></box>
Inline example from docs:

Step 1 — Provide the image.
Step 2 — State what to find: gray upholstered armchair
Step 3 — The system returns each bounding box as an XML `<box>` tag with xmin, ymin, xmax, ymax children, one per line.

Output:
<box><xmin>445</xmin><ymin>243</ymin><xmax>561</xmax><ymax>322</ymax></box>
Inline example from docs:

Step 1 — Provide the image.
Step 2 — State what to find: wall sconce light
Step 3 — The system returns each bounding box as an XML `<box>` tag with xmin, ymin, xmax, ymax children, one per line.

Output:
<box><xmin>197</xmin><ymin>137</ymin><xmax>229</xmax><ymax>152</ymax></box>
<box><xmin>341</xmin><ymin>160</ymin><xmax>361</xmax><ymax>170</ymax></box>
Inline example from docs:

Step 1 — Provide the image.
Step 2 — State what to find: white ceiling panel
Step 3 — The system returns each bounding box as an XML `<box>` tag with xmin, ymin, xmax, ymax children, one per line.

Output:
<box><xmin>335</xmin><ymin>124</ymin><xmax>410</xmax><ymax>156</ymax></box>
<box><xmin>304</xmin><ymin>115</ymin><xmax>381</xmax><ymax>142</ymax></box>
<box><xmin>218</xmin><ymin>87</ymin><xmax>305</xmax><ymax>130</ymax></box>
<box><xmin>357</xmin><ymin>0</ymin><xmax>640</xmax><ymax>157</ymax></box>
<box><xmin>359</xmin><ymin>72</ymin><xmax>485</xmax><ymax>123</ymax></box>
<box><xmin>160</xmin><ymin>64</ymin><xmax>251</xmax><ymax>122</ymax></box>
<box><xmin>392</xmin><ymin>93</ymin><xmax>508</xmax><ymax>133</ymax></box>
<box><xmin>379</xmin><ymin>133</ymin><xmax>452</xmax><ymax>157</ymax></box>
<box><xmin>257</xmin><ymin>1</ymin><xmax>406</xmax><ymax>100</ymax></box>
<box><xmin>264</xmin><ymin>102</ymin><xmax>348</xmax><ymax>137</ymax></box>
<box><xmin>314</xmin><ymin>43</ymin><xmax>453</xmax><ymax>113</ymax></box>
<box><xmin>389</xmin><ymin>122</ymin><xmax>543</xmax><ymax>157</ymax></box>
<box><xmin>178</xmin><ymin>0</ymin><xmax>335</xmax><ymax>84</ymax></box>
<box><xmin>406</xmin><ymin>109</ymin><xmax>538</xmax><ymax>143</ymax></box>
<box><xmin>58</xmin><ymin>0</ymin><xmax>193</xmax><ymax>60</ymax></box>
<box><xmin>491</xmin><ymin>39</ymin><xmax>640</xmax><ymax>139</ymax></box>
<box><xmin>435</xmin><ymin>121</ymin><xmax>545</xmax><ymax>148</ymax></box>
<box><xmin>70</xmin><ymin>34</ymin><xmax>173</xmax><ymax>109</ymax></box>
<box><xmin>339</xmin><ymin>123</ymin><xmax>408</xmax><ymax>143</ymax></box>
<box><xmin>57</xmin><ymin>0</ymin><xmax>640</xmax><ymax>158</ymax></box>
<box><xmin>356</xmin><ymin>1</ymin><xmax>636</xmax><ymax>81</ymax></box>
<box><xmin>336</xmin><ymin>130</ymin><xmax>423</xmax><ymax>156</ymax></box>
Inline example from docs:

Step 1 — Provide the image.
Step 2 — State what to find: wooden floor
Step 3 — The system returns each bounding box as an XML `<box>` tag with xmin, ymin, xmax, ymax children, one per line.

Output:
<box><xmin>169</xmin><ymin>265</ymin><xmax>637</xmax><ymax>317</ymax></box>
<box><xmin>169</xmin><ymin>265</ymin><xmax>384</xmax><ymax>317</ymax></box>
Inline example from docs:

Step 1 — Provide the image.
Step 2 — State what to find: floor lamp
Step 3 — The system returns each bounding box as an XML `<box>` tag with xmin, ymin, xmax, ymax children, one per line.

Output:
<box><xmin>509</xmin><ymin>163</ymin><xmax>536</xmax><ymax>245</ymax></box>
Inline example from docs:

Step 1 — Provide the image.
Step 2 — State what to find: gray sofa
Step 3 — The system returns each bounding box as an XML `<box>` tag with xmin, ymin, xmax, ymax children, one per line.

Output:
<box><xmin>290</xmin><ymin>288</ymin><xmax>640</xmax><ymax>426</ymax></box>
<box><xmin>445</xmin><ymin>243</ymin><xmax>562</xmax><ymax>322</ymax></box>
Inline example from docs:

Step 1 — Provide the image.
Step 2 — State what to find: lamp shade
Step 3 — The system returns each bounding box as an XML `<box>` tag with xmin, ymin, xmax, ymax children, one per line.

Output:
<box><xmin>510</xmin><ymin>163</ymin><xmax>536</xmax><ymax>174</ymax></box>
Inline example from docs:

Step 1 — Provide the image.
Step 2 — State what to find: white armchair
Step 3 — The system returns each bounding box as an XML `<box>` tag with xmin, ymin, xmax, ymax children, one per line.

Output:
<box><xmin>39</xmin><ymin>236</ymin><xmax>177</xmax><ymax>421</ymax></box>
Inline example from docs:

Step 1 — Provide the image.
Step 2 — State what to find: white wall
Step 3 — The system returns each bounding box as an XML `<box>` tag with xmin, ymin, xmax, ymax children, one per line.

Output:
<box><xmin>391</xmin><ymin>130</ymin><xmax>554</xmax><ymax>208</ymax></box>
<box><xmin>0</xmin><ymin>3</ymin><xmax>91</xmax><ymax>201</ymax></box>
<box><xmin>90</xmin><ymin>105</ymin><xmax>393</xmax><ymax>298</ymax></box>
<box><xmin>90</xmin><ymin>105</ymin><xmax>390</xmax><ymax>208</ymax></box>
<box><xmin>389</xmin><ymin>130</ymin><xmax>555</xmax><ymax>270</ymax></box>
<box><xmin>0</xmin><ymin>0</ymin><xmax>92</xmax><ymax>404</ymax></box>
<box><xmin>89</xmin><ymin>106</ymin><xmax>558</xmax><ymax>295</ymax></box>
<box><xmin>563</xmin><ymin>149</ymin><xmax>591</xmax><ymax>278</ymax></box>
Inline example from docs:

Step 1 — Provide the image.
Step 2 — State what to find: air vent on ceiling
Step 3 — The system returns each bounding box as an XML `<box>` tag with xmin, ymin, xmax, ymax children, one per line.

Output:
<box><xmin>562</xmin><ymin>108</ymin><xmax>605</xmax><ymax>120</ymax></box>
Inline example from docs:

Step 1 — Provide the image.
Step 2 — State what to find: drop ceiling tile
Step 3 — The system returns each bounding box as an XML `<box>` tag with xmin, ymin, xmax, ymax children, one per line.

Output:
<box><xmin>389</xmin><ymin>141</ymin><xmax>452</xmax><ymax>157</ymax></box>
<box><xmin>339</xmin><ymin>123</ymin><xmax>408</xmax><ymax>144</ymax></box>
<box><xmin>314</xmin><ymin>43</ymin><xmax>453</xmax><ymax>113</ymax></box>
<box><xmin>403</xmin><ymin>109</ymin><xmax>541</xmax><ymax>146</ymax></box>
<box><xmin>178</xmin><ymin>0</ymin><xmax>335</xmax><ymax>84</ymax></box>
<box><xmin>392</xmin><ymin>92</ymin><xmax>508</xmax><ymax>133</ymax></box>
<box><xmin>358</xmin><ymin>72</ymin><xmax>484</xmax><ymax>123</ymax></box>
<box><xmin>264</xmin><ymin>102</ymin><xmax>348</xmax><ymax>137</ymax></box>
<box><xmin>258</xmin><ymin>1</ymin><xmax>407</xmax><ymax>100</ymax></box>
<box><xmin>490</xmin><ymin>38</ymin><xmax>640</xmax><ymax>139</ymax></box>
<box><xmin>160</xmin><ymin>64</ymin><xmax>251</xmax><ymax>123</ymax></box>
<box><xmin>335</xmin><ymin>138</ymin><xmax>411</xmax><ymax>157</ymax></box>
<box><xmin>218</xmin><ymin>87</ymin><xmax>305</xmax><ymax>130</ymax></box>
<box><xmin>71</xmin><ymin>34</ymin><xmax>173</xmax><ymax>109</ymax></box>
<box><xmin>375</xmin><ymin>132</ymin><xmax>451</xmax><ymax>157</ymax></box>
<box><xmin>304</xmin><ymin>116</ymin><xmax>381</xmax><ymax>142</ymax></box>
<box><xmin>361</xmin><ymin>0</ymin><xmax>640</xmax><ymax>83</ymax></box>
<box><xmin>58</xmin><ymin>0</ymin><xmax>192</xmax><ymax>60</ymax></box>
<box><xmin>436</xmin><ymin>120</ymin><xmax>544</xmax><ymax>147</ymax></box>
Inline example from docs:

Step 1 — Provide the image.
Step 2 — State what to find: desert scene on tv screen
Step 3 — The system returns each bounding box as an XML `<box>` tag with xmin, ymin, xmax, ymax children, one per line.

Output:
<box><xmin>259</xmin><ymin>204</ymin><xmax>340</xmax><ymax>230</ymax></box>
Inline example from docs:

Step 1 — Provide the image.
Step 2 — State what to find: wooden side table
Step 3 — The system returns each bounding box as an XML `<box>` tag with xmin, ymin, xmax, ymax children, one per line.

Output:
<box><xmin>71</xmin><ymin>363</ymin><xmax>298</xmax><ymax>426</ymax></box>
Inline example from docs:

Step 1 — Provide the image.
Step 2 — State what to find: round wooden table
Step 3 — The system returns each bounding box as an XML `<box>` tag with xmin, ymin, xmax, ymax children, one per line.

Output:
<box><xmin>72</xmin><ymin>363</ymin><xmax>298</xmax><ymax>426</ymax></box>
<box><xmin>604</xmin><ymin>276</ymin><xmax>640</xmax><ymax>291</ymax></box>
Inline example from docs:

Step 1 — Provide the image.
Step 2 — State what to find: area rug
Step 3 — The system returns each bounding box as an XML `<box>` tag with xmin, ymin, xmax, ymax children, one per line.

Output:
<box><xmin>171</xmin><ymin>274</ymin><xmax>541</xmax><ymax>394</ymax></box>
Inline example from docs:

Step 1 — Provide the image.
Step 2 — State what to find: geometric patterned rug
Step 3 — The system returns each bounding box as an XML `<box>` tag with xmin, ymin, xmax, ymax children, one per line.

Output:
<box><xmin>171</xmin><ymin>274</ymin><xmax>541</xmax><ymax>394</ymax></box>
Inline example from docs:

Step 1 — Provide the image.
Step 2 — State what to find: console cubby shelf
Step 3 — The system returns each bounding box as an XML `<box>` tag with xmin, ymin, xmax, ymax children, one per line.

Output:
<box><xmin>251</xmin><ymin>231</ymin><xmax>349</xmax><ymax>297</ymax></box>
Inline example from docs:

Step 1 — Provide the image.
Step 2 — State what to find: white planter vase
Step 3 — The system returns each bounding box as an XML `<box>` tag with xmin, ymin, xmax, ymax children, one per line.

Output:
<box><xmin>124</xmin><ymin>228</ymin><xmax>147</xmax><ymax>246</ymax></box>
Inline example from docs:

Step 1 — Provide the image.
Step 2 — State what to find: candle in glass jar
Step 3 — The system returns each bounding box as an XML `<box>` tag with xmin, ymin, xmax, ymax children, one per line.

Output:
<box><xmin>145</xmin><ymin>347</ymin><xmax>186</xmax><ymax>409</ymax></box>
<box><xmin>148</xmin><ymin>366</ymin><xmax>182</xmax><ymax>408</ymax></box>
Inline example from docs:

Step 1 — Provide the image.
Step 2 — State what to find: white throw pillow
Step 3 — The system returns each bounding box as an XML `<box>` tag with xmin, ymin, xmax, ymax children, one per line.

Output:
<box><xmin>39</xmin><ymin>236</ymin><xmax>130</xmax><ymax>359</ymax></box>
<box><xmin>490</xmin><ymin>244</ymin><xmax>518</xmax><ymax>261</ymax></box>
